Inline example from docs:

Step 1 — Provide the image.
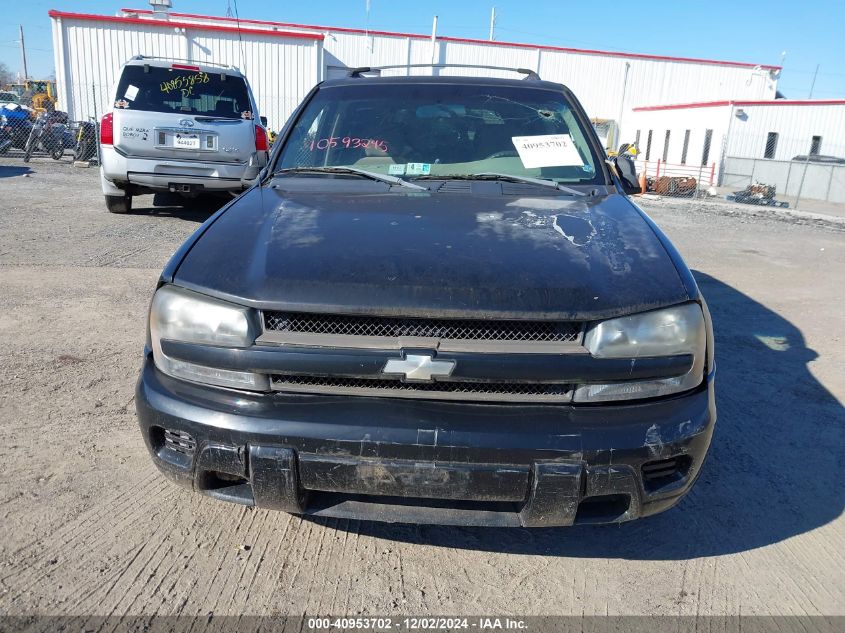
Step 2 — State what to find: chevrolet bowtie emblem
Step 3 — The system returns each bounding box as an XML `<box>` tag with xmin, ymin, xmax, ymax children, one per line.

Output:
<box><xmin>382</xmin><ymin>353</ymin><xmax>456</xmax><ymax>382</ymax></box>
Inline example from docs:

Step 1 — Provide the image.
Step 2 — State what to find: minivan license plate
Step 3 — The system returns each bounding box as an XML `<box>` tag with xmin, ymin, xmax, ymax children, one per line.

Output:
<box><xmin>174</xmin><ymin>133</ymin><xmax>200</xmax><ymax>149</ymax></box>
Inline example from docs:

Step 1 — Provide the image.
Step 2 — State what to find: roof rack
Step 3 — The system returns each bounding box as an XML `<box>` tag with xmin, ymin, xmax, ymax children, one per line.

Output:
<box><xmin>130</xmin><ymin>55</ymin><xmax>238</xmax><ymax>70</ymax></box>
<box><xmin>347</xmin><ymin>63</ymin><xmax>541</xmax><ymax>80</ymax></box>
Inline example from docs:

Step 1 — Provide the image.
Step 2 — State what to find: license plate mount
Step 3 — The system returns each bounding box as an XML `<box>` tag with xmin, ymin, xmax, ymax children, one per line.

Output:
<box><xmin>173</xmin><ymin>133</ymin><xmax>200</xmax><ymax>149</ymax></box>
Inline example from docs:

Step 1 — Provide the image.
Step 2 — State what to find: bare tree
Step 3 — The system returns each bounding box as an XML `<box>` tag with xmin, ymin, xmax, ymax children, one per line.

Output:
<box><xmin>0</xmin><ymin>61</ymin><xmax>13</xmax><ymax>86</ymax></box>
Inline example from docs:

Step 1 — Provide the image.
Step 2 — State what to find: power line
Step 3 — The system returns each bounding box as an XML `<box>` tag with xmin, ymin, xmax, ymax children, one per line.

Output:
<box><xmin>231</xmin><ymin>0</ymin><xmax>246</xmax><ymax>73</ymax></box>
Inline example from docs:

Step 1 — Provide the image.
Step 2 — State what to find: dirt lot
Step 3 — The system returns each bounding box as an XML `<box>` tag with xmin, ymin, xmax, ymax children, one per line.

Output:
<box><xmin>0</xmin><ymin>157</ymin><xmax>843</xmax><ymax>619</ymax></box>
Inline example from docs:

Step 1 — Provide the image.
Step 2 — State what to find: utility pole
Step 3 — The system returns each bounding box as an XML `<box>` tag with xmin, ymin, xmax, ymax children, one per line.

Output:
<box><xmin>488</xmin><ymin>7</ymin><xmax>496</xmax><ymax>41</ymax></box>
<box><xmin>430</xmin><ymin>15</ymin><xmax>438</xmax><ymax>65</ymax></box>
<box><xmin>808</xmin><ymin>64</ymin><xmax>819</xmax><ymax>98</ymax></box>
<box><xmin>19</xmin><ymin>25</ymin><xmax>29</xmax><ymax>80</ymax></box>
<box><xmin>616</xmin><ymin>62</ymin><xmax>630</xmax><ymax>151</ymax></box>
<box><xmin>365</xmin><ymin>0</ymin><xmax>372</xmax><ymax>52</ymax></box>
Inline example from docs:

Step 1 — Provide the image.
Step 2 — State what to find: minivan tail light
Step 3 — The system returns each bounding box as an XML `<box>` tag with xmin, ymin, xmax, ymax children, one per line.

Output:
<box><xmin>172</xmin><ymin>63</ymin><xmax>201</xmax><ymax>71</ymax></box>
<box><xmin>255</xmin><ymin>125</ymin><xmax>269</xmax><ymax>152</ymax></box>
<box><xmin>100</xmin><ymin>113</ymin><xmax>114</xmax><ymax>145</ymax></box>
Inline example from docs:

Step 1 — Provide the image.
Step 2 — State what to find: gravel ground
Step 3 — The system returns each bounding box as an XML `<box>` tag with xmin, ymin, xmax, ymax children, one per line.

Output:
<box><xmin>0</xmin><ymin>157</ymin><xmax>843</xmax><ymax>619</ymax></box>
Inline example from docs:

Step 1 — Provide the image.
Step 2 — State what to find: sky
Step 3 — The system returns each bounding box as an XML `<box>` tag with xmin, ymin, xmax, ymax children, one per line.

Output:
<box><xmin>2</xmin><ymin>0</ymin><xmax>844</xmax><ymax>99</ymax></box>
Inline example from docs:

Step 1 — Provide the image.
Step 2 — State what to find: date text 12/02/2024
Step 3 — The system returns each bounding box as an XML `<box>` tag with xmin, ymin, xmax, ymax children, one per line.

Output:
<box><xmin>306</xmin><ymin>617</ymin><xmax>528</xmax><ymax>630</ymax></box>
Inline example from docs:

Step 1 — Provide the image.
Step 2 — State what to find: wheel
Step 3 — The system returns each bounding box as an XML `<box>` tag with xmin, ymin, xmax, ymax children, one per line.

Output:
<box><xmin>105</xmin><ymin>194</ymin><xmax>132</xmax><ymax>214</ymax></box>
<box><xmin>74</xmin><ymin>140</ymin><xmax>89</xmax><ymax>162</ymax></box>
<box><xmin>23</xmin><ymin>137</ymin><xmax>36</xmax><ymax>163</ymax></box>
<box><xmin>51</xmin><ymin>147</ymin><xmax>64</xmax><ymax>160</ymax></box>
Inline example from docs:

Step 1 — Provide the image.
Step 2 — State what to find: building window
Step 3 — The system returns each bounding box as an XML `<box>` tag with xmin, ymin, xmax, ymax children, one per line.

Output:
<box><xmin>645</xmin><ymin>130</ymin><xmax>653</xmax><ymax>160</ymax></box>
<box><xmin>701</xmin><ymin>129</ymin><xmax>713</xmax><ymax>166</ymax></box>
<box><xmin>662</xmin><ymin>130</ymin><xmax>671</xmax><ymax>162</ymax></box>
<box><xmin>810</xmin><ymin>135</ymin><xmax>822</xmax><ymax>156</ymax></box>
<box><xmin>681</xmin><ymin>130</ymin><xmax>690</xmax><ymax>164</ymax></box>
<box><xmin>764</xmin><ymin>132</ymin><xmax>778</xmax><ymax>159</ymax></box>
<box><xmin>635</xmin><ymin>129</ymin><xmax>641</xmax><ymax>149</ymax></box>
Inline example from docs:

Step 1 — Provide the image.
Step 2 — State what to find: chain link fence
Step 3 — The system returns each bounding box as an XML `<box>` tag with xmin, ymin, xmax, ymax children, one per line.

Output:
<box><xmin>0</xmin><ymin>80</ymin><xmax>111</xmax><ymax>164</ymax></box>
<box><xmin>721</xmin><ymin>131</ymin><xmax>845</xmax><ymax>209</ymax></box>
<box><xmin>633</xmin><ymin>159</ymin><xmax>718</xmax><ymax>199</ymax></box>
<box><xmin>0</xmin><ymin>113</ymin><xmax>84</xmax><ymax>163</ymax></box>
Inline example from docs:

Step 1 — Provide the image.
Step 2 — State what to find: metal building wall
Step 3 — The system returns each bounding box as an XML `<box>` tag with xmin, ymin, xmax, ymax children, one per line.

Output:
<box><xmin>185</xmin><ymin>33</ymin><xmax>321</xmax><ymax>128</ymax></box>
<box><xmin>725</xmin><ymin>103</ymin><xmax>845</xmax><ymax>160</ymax></box>
<box><xmin>50</xmin><ymin>14</ymin><xmax>321</xmax><ymax>129</ymax></box>
<box><xmin>51</xmin><ymin>9</ymin><xmax>780</xmax><ymax>134</ymax></box>
<box><xmin>624</xmin><ymin>100</ymin><xmax>845</xmax><ymax>189</ymax></box>
<box><xmin>624</xmin><ymin>105</ymin><xmax>732</xmax><ymax>182</ymax></box>
<box><xmin>52</xmin><ymin>18</ymin><xmax>182</xmax><ymax>122</ymax></box>
<box><xmin>318</xmin><ymin>30</ymin><xmax>777</xmax><ymax>123</ymax></box>
<box><xmin>625</xmin><ymin>105</ymin><xmax>732</xmax><ymax>163</ymax></box>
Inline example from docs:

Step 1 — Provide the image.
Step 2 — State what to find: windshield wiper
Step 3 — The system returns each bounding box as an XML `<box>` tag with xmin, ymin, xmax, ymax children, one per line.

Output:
<box><xmin>414</xmin><ymin>173</ymin><xmax>584</xmax><ymax>196</ymax></box>
<box><xmin>272</xmin><ymin>166</ymin><xmax>427</xmax><ymax>191</ymax></box>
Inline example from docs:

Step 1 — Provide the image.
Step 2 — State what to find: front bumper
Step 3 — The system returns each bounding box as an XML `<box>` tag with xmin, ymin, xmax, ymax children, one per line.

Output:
<box><xmin>136</xmin><ymin>356</ymin><xmax>716</xmax><ymax>527</ymax></box>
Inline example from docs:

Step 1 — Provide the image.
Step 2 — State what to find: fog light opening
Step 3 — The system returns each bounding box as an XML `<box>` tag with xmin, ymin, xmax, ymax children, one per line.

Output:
<box><xmin>199</xmin><ymin>470</ymin><xmax>249</xmax><ymax>491</ymax></box>
<box><xmin>163</xmin><ymin>428</ymin><xmax>196</xmax><ymax>456</ymax></box>
<box><xmin>642</xmin><ymin>455</ymin><xmax>692</xmax><ymax>492</ymax></box>
<box><xmin>197</xmin><ymin>470</ymin><xmax>255</xmax><ymax>506</ymax></box>
<box><xmin>574</xmin><ymin>494</ymin><xmax>631</xmax><ymax>524</ymax></box>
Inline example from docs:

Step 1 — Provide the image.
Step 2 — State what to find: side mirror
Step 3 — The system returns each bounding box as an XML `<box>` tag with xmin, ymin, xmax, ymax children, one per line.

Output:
<box><xmin>612</xmin><ymin>154</ymin><xmax>641</xmax><ymax>195</ymax></box>
<box><xmin>260</xmin><ymin>116</ymin><xmax>268</xmax><ymax>127</ymax></box>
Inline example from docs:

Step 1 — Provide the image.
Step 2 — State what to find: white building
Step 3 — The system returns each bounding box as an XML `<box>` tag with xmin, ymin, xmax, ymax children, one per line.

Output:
<box><xmin>50</xmin><ymin>5</ymin><xmax>844</xmax><ymax>202</ymax></box>
<box><xmin>49</xmin><ymin>5</ymin><xmax>780</xmax><ymax>134</ymax></box>
<box><xmin>621</xmin><ymin>99</ymin><xmax>845</xmax><ymax>201</ymax></box>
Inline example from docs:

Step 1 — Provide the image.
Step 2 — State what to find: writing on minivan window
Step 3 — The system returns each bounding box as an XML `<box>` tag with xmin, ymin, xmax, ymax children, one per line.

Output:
<box><xmin>307</xmin><ymin>136</ymin><xmax>389</xmax><ymax>152</ymax></box>
<box><xmin>160</xmin><ymin>72</ymin><xmax>210</xmax><ymax>99</ymax></box>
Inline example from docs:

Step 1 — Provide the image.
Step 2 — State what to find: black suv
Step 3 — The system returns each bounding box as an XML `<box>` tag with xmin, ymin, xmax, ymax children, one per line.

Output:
<box><xmin>137</xmin><ymin>68</ymin><xmax>716</xmax><ymax>527</ymax></box>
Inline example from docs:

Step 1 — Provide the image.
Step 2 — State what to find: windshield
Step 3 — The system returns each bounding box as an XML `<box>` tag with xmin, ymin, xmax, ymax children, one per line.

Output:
<box><xmin>275</xmin><ymin>83</ymin><xmax>604</xmax><ymax>184</ymax></box>
<box><xmin>114</xmin><ymin>65</ymin><xmax>252</xmax><ymax>119</ymax></box>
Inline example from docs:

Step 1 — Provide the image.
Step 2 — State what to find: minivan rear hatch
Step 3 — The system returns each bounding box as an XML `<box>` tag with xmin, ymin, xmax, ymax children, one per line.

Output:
<box><xmin>111</xmin><ymin>63</ymin><xmax>256</xmax><ymax>164</ymax></box>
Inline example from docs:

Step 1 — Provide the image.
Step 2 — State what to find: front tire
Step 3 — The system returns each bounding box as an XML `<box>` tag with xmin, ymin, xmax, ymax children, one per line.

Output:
<box><xmin>105</xmin><ymin>194</ymin><xmax>132</xmax><ymax>214</ymax></box>
<box><xmin>23</xmin><ymin>136</ymin><xmax>35</xmax><ymax>163</ymax></box>
<box><xmin>74</xmin><ymin>140</ymin><xmax>89</xmax><ymax>161</ymax></box>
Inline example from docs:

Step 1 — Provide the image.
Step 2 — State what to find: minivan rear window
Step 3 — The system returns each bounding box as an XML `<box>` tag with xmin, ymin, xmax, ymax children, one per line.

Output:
<box><xmin>114</xmin><ymin>65</ymin><xmax>252</xmax><ymax>119</ymax></box>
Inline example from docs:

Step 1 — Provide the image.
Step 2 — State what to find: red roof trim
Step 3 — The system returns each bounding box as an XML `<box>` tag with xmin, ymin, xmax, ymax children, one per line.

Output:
<box><xmin>48</xmin><ymin>10</ymin><xmax>324</xmax><ymax>41</ymax></box>
<box><xmin>634</xmin><ymin>99</ymin><xmax>845</xmax><ymax>111</ymax></box>
<box><xmin>119</xmin><ymin>7</ymin><xmax>780</xmax><ymax>70</ymax></box>
<box><xmin>633</xmin><ymin>101</ymin><xmax>733</xmax><ymax>111</ymax></box>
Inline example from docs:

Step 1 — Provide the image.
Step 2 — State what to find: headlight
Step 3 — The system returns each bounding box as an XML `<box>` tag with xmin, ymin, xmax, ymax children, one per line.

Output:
<box><xmin>149</xmin><ymin>285</ymin><xmax>269</xmax><ymax>391</ymax></box>
<box><xmin>573</xmin><ymin>303</ymin><xmax>706</xmax><ymax>402</ymax></box>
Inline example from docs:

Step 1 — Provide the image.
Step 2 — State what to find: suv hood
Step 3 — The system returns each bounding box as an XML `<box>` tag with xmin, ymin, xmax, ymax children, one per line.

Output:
<box><xmin>173</xmin><ymin>185</ymin><xmax>689</xmax><ymax>320</ymax></box>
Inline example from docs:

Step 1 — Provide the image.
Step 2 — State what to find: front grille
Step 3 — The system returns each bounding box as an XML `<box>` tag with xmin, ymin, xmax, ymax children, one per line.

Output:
<box><xmin>272</xmin><ymin>375</ymin><xmax>572</xmax><ymax>403</ymax></box>
<box><xmin>264</xmin><ymin>312</ymin><xmax>581</xmax><ymax>343</ymax></box>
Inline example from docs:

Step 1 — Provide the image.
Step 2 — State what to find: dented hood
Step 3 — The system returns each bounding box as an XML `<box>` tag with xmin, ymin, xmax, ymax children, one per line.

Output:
<box><xmin>174</xmin><ymin>185</ymin><xmax>689</xmax><ymax>320</ymax></box>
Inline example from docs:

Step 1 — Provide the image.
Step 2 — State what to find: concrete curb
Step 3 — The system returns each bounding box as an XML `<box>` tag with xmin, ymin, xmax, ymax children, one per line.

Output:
<box><xmin>637</xmin><ymin>195</ymin><xmax>845</xmax><ymax>227</ymax></box>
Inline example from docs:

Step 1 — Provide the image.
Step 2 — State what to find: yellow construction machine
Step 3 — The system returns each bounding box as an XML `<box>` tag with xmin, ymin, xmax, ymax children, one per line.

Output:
<box><xmin>2</xmin><ymin>80</ymin><xmax>57</xmax><ymax>114</ymax></box>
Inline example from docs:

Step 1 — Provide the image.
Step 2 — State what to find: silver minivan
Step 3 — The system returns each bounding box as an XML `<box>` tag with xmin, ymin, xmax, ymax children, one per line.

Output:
<box><xmin>99</xmin><ymin>56</ymin><xmax>268</xmax><ymax>213</ymax></box>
